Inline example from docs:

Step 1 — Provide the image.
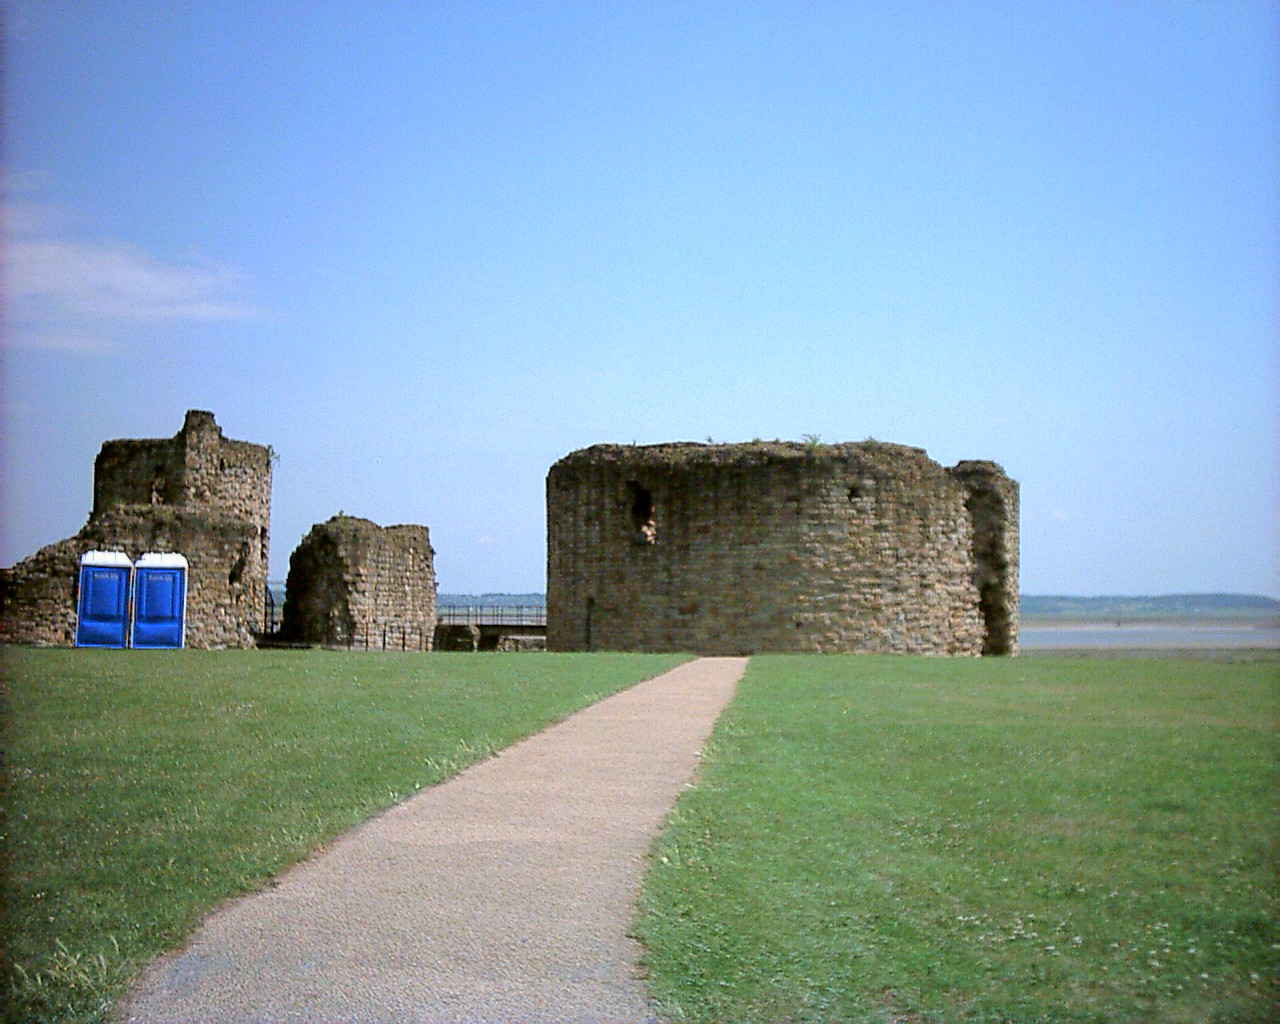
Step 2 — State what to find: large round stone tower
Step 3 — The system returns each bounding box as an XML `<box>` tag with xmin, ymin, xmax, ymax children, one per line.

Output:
<box><xmin>546</xmin><ymin>440</ymin><xmax>1018</xmax><ymax>655</ymax></box>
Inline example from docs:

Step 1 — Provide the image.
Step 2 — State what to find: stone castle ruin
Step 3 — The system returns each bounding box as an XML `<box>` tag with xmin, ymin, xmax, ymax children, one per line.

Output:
<box><xmin>281</xmin><ymin>515</ymin><xmax>437</xmax><ymax>650</ymax></box>
<box><xmin>0</xmin><ymin>410</ymin><xmax>272</xmax><ymax>648</ymax></box>
<box><xmin>546</xmin><ymin>441</ymin><xmax>1018</xmax><ymax>656</ymax></box>
<box><xmin>4</xmin><ymin>415</ymin><xmax>1018</xmax><ymax>659</ymax></box>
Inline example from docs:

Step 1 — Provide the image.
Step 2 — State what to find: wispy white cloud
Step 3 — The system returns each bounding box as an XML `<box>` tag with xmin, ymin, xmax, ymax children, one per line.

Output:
<box><xmin>9</xmin><ymin>238</ymin><xmax>259</xmax><ymax>322</ymax></box>
<box><xmin>4</xmin><ymin>187</ymin><xmax>262</xmax><ymax>353</ymax></box>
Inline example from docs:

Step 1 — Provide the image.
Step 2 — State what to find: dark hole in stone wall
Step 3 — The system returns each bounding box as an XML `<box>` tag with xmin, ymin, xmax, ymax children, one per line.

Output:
<box><xmin>229</xmin><ymin>547</ymin><xmax>247</xmax><ymax>586</ymax></box>
<box><xmin>848</xmin><ymin>478</ymin><xmax>875</xmax><ymax>502</ymax></box>
<box><xmin>627</xmin><ymin>482</ymin><xmax>657</xmax><ymax>544</ymax></box>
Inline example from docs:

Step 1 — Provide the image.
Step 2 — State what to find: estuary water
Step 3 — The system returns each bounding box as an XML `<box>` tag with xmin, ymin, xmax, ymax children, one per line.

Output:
<box><xmin>1020</xmin><ymin>624</ymin><xmax>1279</xmax><ymax>650</ymax></box>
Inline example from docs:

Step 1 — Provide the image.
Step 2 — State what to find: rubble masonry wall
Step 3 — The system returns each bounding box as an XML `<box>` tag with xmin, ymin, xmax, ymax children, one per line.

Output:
<box><xmin>0</xmin><ymin>411</ymin><xmax>272</xmax><ymax>648</ymax></box>
<box><xmin>546</xmin><ymin>441</ymin><xmax>1018</xmax><ymax>655</ymax></box>
<box><xmin>281</xmin><ymin>516</ymin><xmax>436</xmax><ymax>650</ymax></box>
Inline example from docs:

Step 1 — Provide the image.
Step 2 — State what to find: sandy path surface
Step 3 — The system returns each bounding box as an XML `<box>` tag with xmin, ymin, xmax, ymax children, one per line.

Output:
<box><xmin>118</xmin><ymin>656</ymin><xmax>747</xmax><ymax>1024</ymax></box>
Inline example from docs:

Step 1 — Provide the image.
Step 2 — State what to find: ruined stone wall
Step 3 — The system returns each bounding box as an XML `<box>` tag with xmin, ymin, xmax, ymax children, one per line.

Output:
<box><xmin>434</xmin><ymin>623</ymin><xmax>480</xmax><ymax>652</ymax></box>
<box><xmin>546</xmin><ymin>441</ymin><xmax>1018</xmax><ymax>656</ymax></box>
<box><xmin>281</xmin><ymin>516</ymin><xmax>436</xmax><ymax>650</ymax></box>
<box><xmin>495</xmin><ymin>634</ymin><xmax>547</xmax><ymax>652</ymax></box>
<box><xmin>949</xmin><ymin>460</ymin><xmax>1020</xmax><ymax>655</ymax></box>
<box><xmin>1</xmin><ymin>411</ymin><xmax>272</xmax><ymax>648</ymax></box>
<box><xmin>93</xmin><ymin>409</ymin><xmax>272</xmax><ymax>565</ymax></box>
<box><xmin>0</xmin><ymin>538</ymin><xmax>82</xmax><ymax>646</ymax></box>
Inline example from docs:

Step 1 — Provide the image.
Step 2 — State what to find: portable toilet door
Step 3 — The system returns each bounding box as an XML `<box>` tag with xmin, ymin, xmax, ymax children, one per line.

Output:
<box><xmin>75</xmin><ymin>551</ymin><xmax>134</xmax><ymax>648</ymax></box>
<box><xmin>131</xmin><ymin>553</ymin><xmax>188</xmax><ymax>649</ymax></box>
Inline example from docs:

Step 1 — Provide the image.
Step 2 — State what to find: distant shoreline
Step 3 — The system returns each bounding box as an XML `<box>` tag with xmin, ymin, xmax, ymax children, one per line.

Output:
<box><xmin>1021</xmin><ymin>615</ymin><xmax>1280</xmax><ymax>629</ymax></box>
<box><xmin>430</xmin><ymin>594</ymin><xmax>1280</xmax><ymax>632</ymax></box>
<box><xmin>1021</xmin><ymin>620</ymin><xmax>1279</xmax><ymax>652</ymax></box>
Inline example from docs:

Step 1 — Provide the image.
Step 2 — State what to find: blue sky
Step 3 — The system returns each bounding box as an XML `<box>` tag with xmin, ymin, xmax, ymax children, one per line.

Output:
<box><xmin>4</xmin><ymin>1</ymin><xmax>1276</xmax><ymax>596</ymax></box>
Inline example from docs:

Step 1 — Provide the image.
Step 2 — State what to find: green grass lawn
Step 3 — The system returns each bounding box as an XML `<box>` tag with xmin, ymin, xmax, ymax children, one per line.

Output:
<box><xmin>1</xmin><ymin>648</ymin><xmax>686</xmax><ymax>1024</ymax></box>
<box><xmin>637</xmin><ymin>654</ymin><xmax>1278</xmax><ymax>1023</ymax></box>
<box><xmin>6</xmin><ymin>650</ymin><xmax>1276</xmax><ymax>1024</ymax></box>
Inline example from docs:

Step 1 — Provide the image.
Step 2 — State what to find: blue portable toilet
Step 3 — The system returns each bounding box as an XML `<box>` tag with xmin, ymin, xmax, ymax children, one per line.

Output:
<box><xmin>131</xmin><ymin>553</ymin><xmax>188</xmax><ymax>649</ymax></box>
<box><xmin>75</xmin><ymin>551</ymin><xmax>134</xmax><ymax>648</ymax></box>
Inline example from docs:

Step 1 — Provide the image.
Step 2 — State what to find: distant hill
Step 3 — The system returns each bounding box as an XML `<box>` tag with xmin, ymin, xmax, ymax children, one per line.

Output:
<box><xmin>438</xmin><ymin>593</ymin><xmax>546</xmax><ymax>608</ymax></box>
<box><xmin>1021</xmin><ymin>594</ymin><xmax>1279</xmax><ymax>622</ymax></box>
<box><xmin>292</xmin><ymin>589</ymin><xmax>1277</xmax><ymax>622</ymax></box>
<box><xmin>435</xmin><ymin>593</ymin><xmax>1279</xmax><ymax>620</ymax></box>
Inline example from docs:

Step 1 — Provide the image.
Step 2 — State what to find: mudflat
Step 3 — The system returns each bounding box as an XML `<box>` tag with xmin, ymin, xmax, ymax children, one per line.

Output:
<box><xmin>118</xmin><ymin>656</ymin><xmax>747</xmax><ymax>1024</ymax></box>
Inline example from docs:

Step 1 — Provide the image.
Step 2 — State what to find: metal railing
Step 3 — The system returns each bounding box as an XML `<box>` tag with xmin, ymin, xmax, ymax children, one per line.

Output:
<box><xmin>264</xmin><ymin>582</ymin><xmax>286</xmax><ymax>634</ymax></box>
<box><xmin>342</xmin><ymin>622</ymin><xmax>434</xmax><ymax>651</ymax></box>
<box><xmin>261</xmin><ymin>585</ymin><xmax>545</xmax><ymax>645</ymax></box>
<box><xmin>436</xmin><ymin>605</ymin><xmax>546</xmax><ymax>627</ymax></box>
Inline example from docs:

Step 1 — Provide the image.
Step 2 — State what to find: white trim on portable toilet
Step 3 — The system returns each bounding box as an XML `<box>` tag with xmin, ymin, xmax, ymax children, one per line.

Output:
<box><xmin>131</xmin><ymin>552</ymin><xmax>189</xmax><ymax>649</ymax></box>
<box><xmin>76</xmin><ymin>551</ymin><xmax>134</xmax><ymax>648</ymax></box>
<box><xmin>81</xmin><ymin>550</ymin><xmax>135</xmax><ymax>568</ymax></box>
<box><xmin>136</xmin><ymin>552</ymin><xmax>190</xmax><ymax>569</ymax></box>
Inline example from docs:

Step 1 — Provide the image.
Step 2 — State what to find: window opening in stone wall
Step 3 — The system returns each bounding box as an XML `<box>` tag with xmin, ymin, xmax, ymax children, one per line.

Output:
<box><xmin>848</xmin><ymin>478</ymin><xmax>874</xmax><ymax>501</ymax></box>
<box><xmin>627</xmin><ymin>482</ymin><xmax>657</xmax><ymax>544</ymax></box>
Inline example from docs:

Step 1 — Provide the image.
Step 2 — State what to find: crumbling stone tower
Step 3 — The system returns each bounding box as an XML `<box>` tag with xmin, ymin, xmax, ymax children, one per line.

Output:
<box><xmin>546</xmin><ymin>440</ymin><xmax>1018</xmax><ymax>655</ymax></box>
<box><xmin>0</xmin><ymin>410</ymin><xmax>272</xmax><ymax>648</ymax></box>
<box><xmin>281</xmin><ymin>515</ymin><xmax>437</xmax><ymax>650</ymax></box>
<box><xmin>93</xmin><ymin>409</ymin><xmax>271</xmax><ymax>541</ymax></box>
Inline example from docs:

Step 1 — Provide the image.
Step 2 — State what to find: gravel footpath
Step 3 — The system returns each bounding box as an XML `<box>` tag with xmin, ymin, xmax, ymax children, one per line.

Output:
<box><xmin>118</xmin><ymin>656</ymin><xmax>747</xmax><ymax>1024</ymax></box>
